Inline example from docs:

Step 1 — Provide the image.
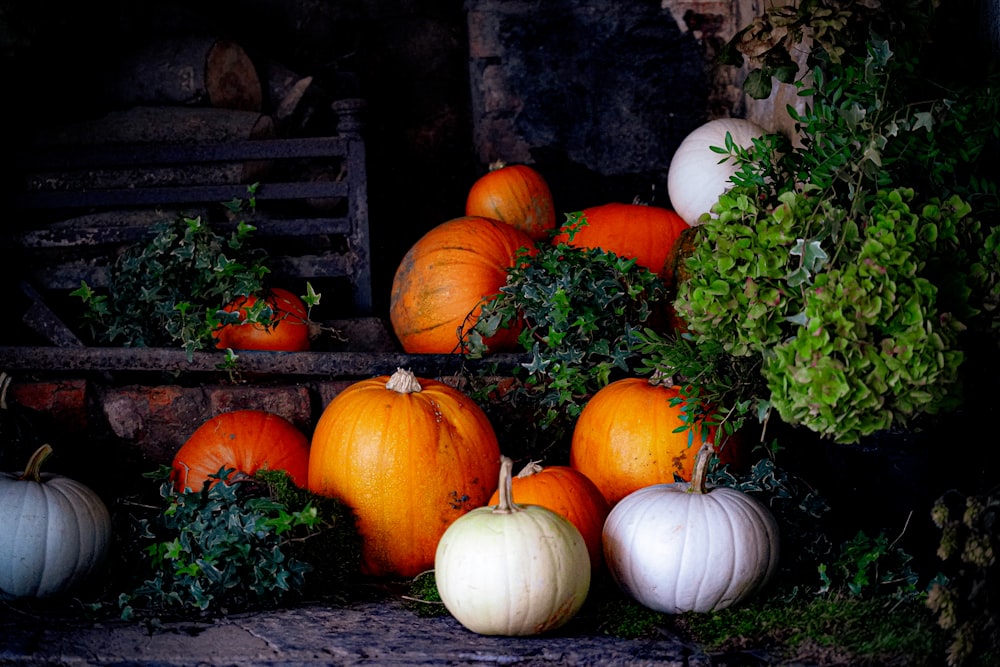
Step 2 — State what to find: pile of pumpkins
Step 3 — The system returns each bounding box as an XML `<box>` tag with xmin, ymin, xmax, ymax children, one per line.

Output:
<box><xmin>0</xmin><ymin>117</ymin><xmax>781</xmax><ymax>637</ymax></box>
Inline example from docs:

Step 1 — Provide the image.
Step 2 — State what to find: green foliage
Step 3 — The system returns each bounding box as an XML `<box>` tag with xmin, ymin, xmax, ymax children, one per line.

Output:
<box><xmin>119</xmin><ymin>467</ymin><xmax>358</xmax><ymax>620</ymax></box>
<box><xmin>927</xmin><ymin>488</ymin><xmax>1000</xmax><ymax>666</ymax></box>
<box><xmin>672</xmin><ymin>30</ymin><xmax>1000</xmax><ymax>443</ymax></box>
<box><xmin>635</xmin><ymin>330</ymin><xmax>768</xmax><ymax>439</ymax></box>
<box><xmin>465</xmin><ymin>214</ymin><xmax>665</xmax><ymax>442</ymax></box>
<box><xmin>818</xmin><ymin>530</ymin><xmax>921</xmax><ymax>602</ymax></box>
<box><xmin>72</xmin><ymin>196</ymin><xmax>272</xmax><ymax>357</ymax></box>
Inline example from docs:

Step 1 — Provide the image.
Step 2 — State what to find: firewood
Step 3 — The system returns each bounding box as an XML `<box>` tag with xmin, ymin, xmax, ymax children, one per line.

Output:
<box><xmin>106</xmin><ymin>37</ymin><xmax>262</xmax><ymax>111</ymax></box>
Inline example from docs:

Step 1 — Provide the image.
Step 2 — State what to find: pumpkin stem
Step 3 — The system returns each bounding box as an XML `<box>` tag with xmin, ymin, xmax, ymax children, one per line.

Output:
<box><xmin>689</xmin><ymin>441</ymin><xmax>715</xmax><ymax>495</ymax></box>
<box><xmin>0</xmin><ymin>372</ymin><xmax>14</xmax><ymax>411</ymax></box>
<box><xmin>19</xmin><ymin>444</ymin><xmax>54</xmax><ymax>483</ymax></box>
<box><xmin>385</xmin><ymin>368</ymin><xmax>422</xmax><ymax>394</ymax></box>
<box><xmin>516</xmin><ymin>460</ymin><xmax>544</xmax><ymax>478</ymax></box>
<box><xmin>488</xmin><ymin>160</ymin><xmax>507</xmax><ymax>172</ymax></box>
<box><xmin>492</xmin><ymin>455</ymin><xmax>523</xmax><ymax>515</ymax></box>
<box><xmin>648</xmin><ymin>370</ymin><xmax>673</xmax><ymax>387</ymax></box>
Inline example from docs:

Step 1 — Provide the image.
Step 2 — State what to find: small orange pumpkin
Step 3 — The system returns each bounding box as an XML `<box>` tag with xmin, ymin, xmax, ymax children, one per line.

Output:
<box><xmin>308</xmin><ymin>368</ymin><xmax>501</xmax><ymax>578</ymax></box>
<box><xmin>569</xmin><ymin>376</ymin><xmax>740</xmax><ymax>506</ymax></box>
<box><xmin>213</xmin><ymin>287</ymin><xmax>311</xmax><ymax>352</ymax></box>
<box><xmin>171</xmin><ymin>410</ymin><xmax>311</xmax><ymax>492</ymax></box>
<box><xmin>465</xmin><ymin>162</ymin><xmax>556</xmax><ymax>241</ymax></box>
<box><xmin>488</xmin><ymin>461</ymin><xmax>610</xmax><ymax>571</ymax></box>
<box><xmin>389</xmin><ymin>216</ymin><xmax>536</xmax><ymax>354</ymax></box>
<box><xmin>553</xmin><ymin>202</ymin><xmax>688</xmax><ymax>274</ymax></box>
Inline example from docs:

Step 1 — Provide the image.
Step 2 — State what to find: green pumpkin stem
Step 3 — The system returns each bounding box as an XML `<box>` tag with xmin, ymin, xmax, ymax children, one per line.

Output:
<box><xmin>492</xmin><ymin>455</ymin><xmax>523</xmax><ymax>514</ymax></box>
<box><xmin>689</xmin><ymin>442</ymin><xmax>715</xmax><ymax>495</ymax></box>
<box><xmin>20</xmin><ymin>444</ymin><xmax>54</xmax><ymax>483</ymax></box>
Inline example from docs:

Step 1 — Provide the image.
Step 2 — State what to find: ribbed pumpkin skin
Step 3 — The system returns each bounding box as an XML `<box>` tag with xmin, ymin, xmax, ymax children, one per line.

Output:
<box><xmin>488</xmin><ymin>464</ymin><xmax>610</xmax><ymax>571</ymax></box>
<box><xmin>553</xmin><ymin>203</ymin><xmax>689</xmax><ymax>274</ymax></box>
<box><xmin>667</xmin><ymin>117</ymin><xmax>765</xmax><ymax>226</ymax></box>
<box><xmin>603</xmin><ymin>479</ymin><xmax>780</xmax><ymax>613</ymax></box>
<box><xmin>308</xmin><ymin>373</ymin><xmax>501</xmax><ymax>578</ymax></box>
<box><xmin>569</xmin><ymin>379</ymin><xmax>731</xmax><ymax>506</ymax></box>
<box><xmin>465</xmin><ymin>164</ymin><xmax>556</xmax><ymax>241</ymax></box>
<box><xmin>0</xmin><ymin>452</ymin><xmax>111</xmax><ymax>599</ymax></box>
<box><xmin>435</xmin><ymin>502</ymin><xmax>590</xmax><ymax>635</ymax></box>
<box><xmin>390</xmin><ymin>216</ymin><xmax>535</xmax><ymax>354</ymax></box>
<box><xmin>213</xmin><ymin>287</ymin><xmax>310</xmax><ymax>352</ymax></box>
<box><xmin>171</xmin><ymin>410</ymin><xmax>311</xmax><ymax>492</ymax></box>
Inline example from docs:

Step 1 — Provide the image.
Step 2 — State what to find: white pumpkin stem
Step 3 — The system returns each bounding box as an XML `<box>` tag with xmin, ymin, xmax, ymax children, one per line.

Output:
<box><xmin>516</xmin><ymin>460</ymin><xmax>544</xmax><ymax>478</ymax></box>
<box><xmin>488</xmin><ymin>160</ymin><xmax>507</xmax><ymax>171</ymax></box>
<box><xmin>20</xmin><ymin>444</ymin><xmax>54</xmax><ymax>483</ymax></box>
<box><xmin>689</xmin><ymin>442</ymin><xmax>715</xmax><ymax>495</ymax></box>
<box><xmin>492</xmin><ymin>456</ymin><xmax>523</xmax><ymax>515</ymax></box>
<box><xmin>385</xmin><ymin>368</ymin><xmax>422</xmax><ymax>394</ymax></box>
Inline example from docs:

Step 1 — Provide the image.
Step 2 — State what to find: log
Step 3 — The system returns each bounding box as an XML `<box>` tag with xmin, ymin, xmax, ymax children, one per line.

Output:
<box><xmin>106</xmin><ymin>37</ymin><xmax>262</xmax><ymax>111</ymax></box>
<box><xmin>27</xmin><ymin>107</ymin><xmax>275</xmax><ymax>192</ymax></box>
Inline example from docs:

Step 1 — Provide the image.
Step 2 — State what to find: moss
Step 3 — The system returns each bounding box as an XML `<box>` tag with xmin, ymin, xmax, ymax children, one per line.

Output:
<box><xmin>675</xmin><ymin>595</ymin><xmax>948</xmax><ymax>666</ymax></box>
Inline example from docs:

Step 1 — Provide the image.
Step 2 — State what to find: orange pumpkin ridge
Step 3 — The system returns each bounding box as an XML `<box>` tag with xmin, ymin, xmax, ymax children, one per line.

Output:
<box><xmin>308</xmin><ymin>368</ymin><xmax>501</xmax><ymax>578</ymax></box>
<box><xmin>488</xmin><ymin>461</ymin><xmax>610</xmax><ymax>571</ymax></box>
<box><xmin>569</xmin><ymin>377</ymin><xmax>737</xmax><ymax>506</ymax></box>
<box><xmin>466</xmin><ymin>163</ymin><xmax>556</xmax><ymax>241</ymax></box>
<box><xmin>390</xmin><ymin>216</ymin><xmax>536</xmax><ymax>354</ymax></box>
<box><xmin>553</xmin><ymin>202</ymin><xmax>689</xmax><ymax>274</ymax></box>
<box><xmin>171</xmin><ymin>410</ymin><xmax>311</xmax><ymax>492</ymax></box>
<box><xmin>213</xmin><ymin>287</ymin><xmax>311</xmax><ymax>352</ymax></box>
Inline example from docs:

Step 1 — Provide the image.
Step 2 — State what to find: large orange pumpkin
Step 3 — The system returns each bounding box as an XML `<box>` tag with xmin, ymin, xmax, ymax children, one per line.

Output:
<box><xmin>465</xmin><ymin>162</ymin><xmax>556</xmax><ymax>242</ymax></box>
<box><xmin>389</xmin><ymin>216</ymin><xmax>535</xmax><ymax>354</ymax></box>
<box><xmin>213</xmin><ymin>287</ymin><xmax>311</xmax><ymax>352</ymax></box>
<box><xmin>308</xmin><ymin>368</ymin><xmax>501</xmax><ymax>578</ymax></box>
<box><xmin>569</xmin><ymin>377</ymin><xmax>740</xmax><ymax>506</ymax></box>
<box><xmin>553</xmin><ymin>202</ymin><xmax>688</xmax><ymax>274</ymax></box>
<box><xmin>171</xmin><ymin>410</ymin><xmax>311</xmax><ymax>492</ymax></box>
<box><xmin>487</xmin><ymin>461</ymin><xmax>610</xmax><ymax>571</ymax></box>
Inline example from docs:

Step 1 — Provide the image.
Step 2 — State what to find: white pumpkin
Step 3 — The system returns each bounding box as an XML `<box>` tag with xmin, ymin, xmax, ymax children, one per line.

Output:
<box><xmin>667</xmin><ymin>117</ymin><xmax>766</xmax><ymax>226</ymax></box>
<box><xmin>0</xmin><ymin>445</ymin><xmax>112</xmax><ymax>599</ymax></box>
<box><xmin>434</xmin><ymin>456</ymin><xmax>591</xmax><ymax>636</ymax></box>
<box><xmin>603</xmin><ymin>442</ymin><xmax>779</xmax><ymax>613</ymax></box>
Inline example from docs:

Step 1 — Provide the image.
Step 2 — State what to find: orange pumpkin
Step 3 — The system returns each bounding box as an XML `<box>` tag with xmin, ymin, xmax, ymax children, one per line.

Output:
<box><xmin>487</xmin><ymin>461</ymin><xmax>610</xmax><ymax>571</ymax></box>
<box><xmin>553</xmin><ymin>202</ymin><xmax>688</xmax><ymax>274</ymax></box>
<box><xmin>213</xmin><ymin>287</ymin><xmax>311</xmax><ymax>352</ymax></box>
<box><xmin>171</xmin><ymin>410</ymin><xmax>311</xmax><ymax>492</ymax></box>
<box><xmin>569</xmin><ymin>377</ymin><xmax>740</xmax><ymax>506</ymax></box>
<box><xmin>389</xmin><ymin>216</ymin><xmax>536</xmax><ymax>354</ymax></box>
<box><xmin>465</xmin><ymin>162</ymin><xmax>556</xmax><ymax>241</ymax></box>
<box><xmin>660</xmin><ymin>226</ymin><xmax>704</xmax><ymax>333</ymax></box>
<box><xmin>308</xmin><ymin>368</ymin><xmax>501</xmax><ymax>578</ymax></box>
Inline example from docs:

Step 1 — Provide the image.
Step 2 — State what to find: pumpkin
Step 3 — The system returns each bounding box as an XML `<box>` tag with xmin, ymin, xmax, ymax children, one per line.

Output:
<box><xmin>308</xmin><ymin>368</ymin><xmax>501</xmax><ymax>578</ymax></box>
<box><xmin>213</xmin><ymin>287</ymin><xmax>311</xmax><ymax>352</ymax></box>
<box><xmin>552</xmin><ymin>202</ymin><xmax>688</xmax><ymax>274</ymax></box>
<box><xmin>569</xmin><ymin>375</ymin><xmax>741</xmax><ymax>506</ymax></box>
<box><xmin>0</xmin><ymin>444</ymin><xmax>111</xmax><ymax>599</ymax></box>
<box><xmin>171</xmin><ymin>410</ymin><xmax>311</xmax><ymax>492</ymax></box>
<box><xmin>488</xmin><ymin>461</ymin><xmax>610</xmax><ymax>571</ymax></box>
<box><xmin>465</xmin><ymin>162</ymin><xmax>557</xmax><ymax>242</ymax></box>
<box><xmin>390</xmin><ymin>216</ymin><xmax>535</xmax><ymax>354</ymax></box>
<box><xmin>435</xmin><ymin>455</ymin><xmax>591</xmax><ymax>636</ymax></box>
<box><xmin>603</xmin><ymin>442</ymin><xmax>780</xmax><ymax>613</ymax></box>
<box><xmin>660</xmin><ymin>225</ymin><xmax>704</xmax><ymax>332</ymax></box>
<box><xmin>667</xmin><ymin>117</ymin><xmax>766</xmax><ymax>226</ymax></box>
